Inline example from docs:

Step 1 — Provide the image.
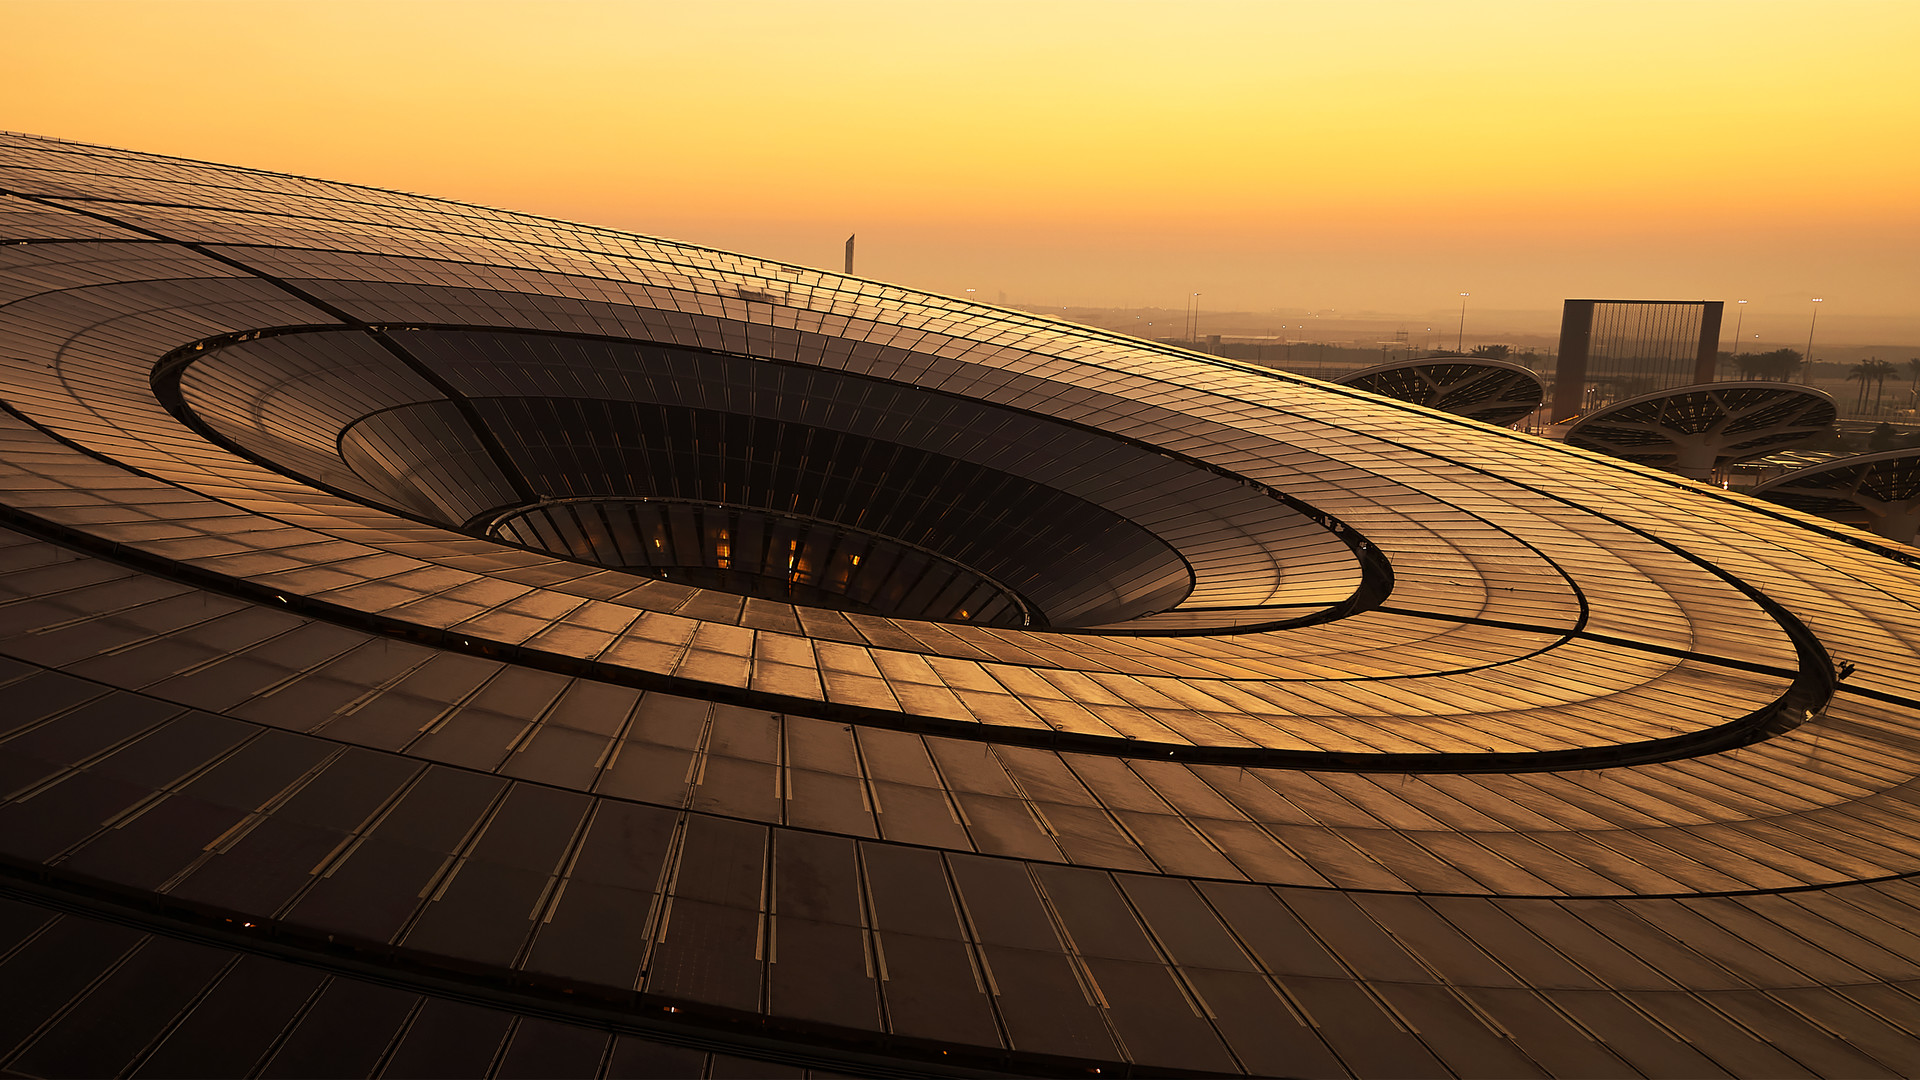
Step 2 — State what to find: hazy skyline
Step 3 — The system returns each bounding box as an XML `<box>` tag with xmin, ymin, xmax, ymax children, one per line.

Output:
<box><xmin>10</xmin><ymin>0</ymin><xmax>1916</xmax><ymax>342</ymax></box>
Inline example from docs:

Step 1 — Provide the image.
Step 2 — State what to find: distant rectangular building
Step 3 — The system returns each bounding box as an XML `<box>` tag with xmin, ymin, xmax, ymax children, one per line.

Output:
<box><xmin>1553</xmin><ymin>299</ymin><xmax>1723</xmax><ymax>419</ymax></box>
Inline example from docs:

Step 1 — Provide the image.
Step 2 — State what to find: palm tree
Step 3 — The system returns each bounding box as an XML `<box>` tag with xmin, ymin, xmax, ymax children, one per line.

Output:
<box><xmin>1849</xmin><ymin>358</ymin><xmax>1900</xmax><ymax>413</ymax></box>
<box><xmin>1867</xmin><ymin>357</ymin><xmax>1898</xmax><ymax>413</ymax></box>
<box><xmin>1908</xmin><ymin>357</ymin><xmax>1920</xmax><ymax>411</ymax></box>
<box><xmin>1848</xmin><ymin>360</ymin><xmax>1877</xmax><ymax>410</ymax></box>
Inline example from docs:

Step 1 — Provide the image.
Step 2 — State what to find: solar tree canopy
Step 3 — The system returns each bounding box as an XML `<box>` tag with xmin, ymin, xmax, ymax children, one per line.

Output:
<box><xmin>1334</xmin><ymin>355</ymin><xmax>1546</xmax><ymax>427</ymax></box>
<box><xmin>1564</xmin><ymin>380</ymin><xmax>1838</xmax><ymax>479</ymax></box>
<box><xmin>1</xmin><ymin>133</ymin><xmax>1920</xmax><ymax>1079</ymax></box>
<box><xmin>1753</xmin><ymin>447</ymin><xmax>1920</xmax><ymax>544</ymax></box>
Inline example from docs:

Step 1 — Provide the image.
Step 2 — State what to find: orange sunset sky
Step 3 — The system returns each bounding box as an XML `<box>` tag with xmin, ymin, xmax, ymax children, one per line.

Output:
<box><xmin>7</xmin><ymin>0</ymin><xmax>1917</xmax><ymax>343</ymax></box>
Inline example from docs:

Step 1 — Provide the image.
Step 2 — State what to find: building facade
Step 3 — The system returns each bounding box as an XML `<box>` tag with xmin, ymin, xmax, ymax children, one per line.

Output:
<box><xmin>1553</xmin><ymin>299</ymin><xmax>1725</xmax><ymax>419</ymax></box>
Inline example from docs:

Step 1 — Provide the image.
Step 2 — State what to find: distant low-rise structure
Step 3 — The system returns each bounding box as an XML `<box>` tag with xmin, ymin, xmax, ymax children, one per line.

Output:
<box><xmin>1554</xmin><ymin>298</ymin><xmax>1724</xmax><ymax>419</ymax></box>
<box><xmin>1338</xmin><ymin>356</ymin><xmax>1546</xmax><ymax>427</ymax></box>
<box><xmin>1755</xmin><ymin>447</ymin><xmax>1920</xmax><ymax>543</ymax></box>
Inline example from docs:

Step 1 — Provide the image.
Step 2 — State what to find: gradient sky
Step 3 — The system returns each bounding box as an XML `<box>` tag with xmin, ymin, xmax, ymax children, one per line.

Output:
<box><xmin>7</xmin><ymin>0</ymin><xmax>1917</xmax><ymax>342</ymax></box>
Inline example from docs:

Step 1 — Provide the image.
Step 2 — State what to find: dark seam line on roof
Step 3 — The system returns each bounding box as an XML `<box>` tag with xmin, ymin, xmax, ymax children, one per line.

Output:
<box><xmin>1152</xmin><ymin>602</ymin><xmax>1335</xmax><ymax>613</ymax></box>
<box><xmin>0</xmin><ymin>497</ymin><xmax>1833</xmax><ymax>776</ymax></box>
<box><xmin>1092</xmin><ymin>354</ymin><xmax>1851</xmax><ymax>727</ymax></box>
<box><xmin>0</xmin><ymin>192</ymin><xmax>360</xmax><ymax>320</ymax></box>
<box><xmin>2</xmin><ymin>191</ymin><xmax>543</xmax><ymax>506</ymax></box>
<box><xmin>1172</xmin><ymin>369</ymin><xmax>1920</xmax><ymax>572</ymax></box>
<box><xmin>1831</xmin><ymin>684</ymin><xmax>1920</xmax><ymax>711</ymax></box>
<box><xmin>1577</xmin><ymin>630</ymin><xmax>1803</xmax><ymax>679</ymax></box>
<box><xmin>0</xmin><ymin>237</ymin><xmax>171</xmax><ymax>246</ymax></box>
<box><xmin>7</xmin><ymin>742</ymin><xmax>1920</xmax><ymax>958</ymax></box>
<box><xmin>0</xmin><ymin>275</ymin><xmax>295</xmax><ymax>319</ymax></box>
<box><xmin>5</xmin><ymin>159</ymin><xmax>775</xmax><ymax>245</ymax></box>
<box><xmin>4</xmin><ymin>807</ymin><xmax>1919</xmax><ymax>1069</ymax></box>
<box><xmin>1378</xmin><ymin>603</ymin><xmax>1804</xmax><ymax>682</ymax></box>
<box><xmin>0</xmin><ymin>641</ymin><xmax>1909</xmax><ymax>907</ymax></box>
<box><xmin>141</xmin><ymin>329</ymin><xmax>475</xmax><ymax>535</ymax></box>
<box><xmin>366</xmin><ymin>329</ymin><xmax>541</xmax><ymax>504</ymax></box>
<box><xmin>16</xmin><ymin>186</ymin><xmax>857</xmax><ymax>290</ymax></box>
<box><xmin>0</xmin><ymin>869</ymin><xmax>1043</xmax><ymax>1080</ymax></box>
<box><xmin>0</xmin><ymin>376</ymin><xmax>352</xmax><ymax>528</ymax></box>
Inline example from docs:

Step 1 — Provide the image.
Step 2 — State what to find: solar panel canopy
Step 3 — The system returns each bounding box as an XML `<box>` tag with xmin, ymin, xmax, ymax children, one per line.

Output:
<box><xmin>1565</xmin><ymin>382</ymin><xmax>1839</xmax><ymax>479</ymax></box>
<box><xmin>1337</xmin><ymin>357</ymin><xmax>1546</xmax><ymax>427</ymax></box>
<box><xmin>1755</xmin><ymin>447</ymin><xmax>1920</xmax><ymax>543</ymax></box>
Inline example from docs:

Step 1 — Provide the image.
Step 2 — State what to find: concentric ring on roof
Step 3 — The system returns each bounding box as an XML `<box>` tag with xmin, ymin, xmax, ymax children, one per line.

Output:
<box><xmin>0</xmin><ymin>160</ymin><xmax>1827</xmax><ymax>763</ymax></box>
<box><xmin>157</xmin><ymin>325</ymin><xmax>1377</xmax><ymax>631</ymax></box>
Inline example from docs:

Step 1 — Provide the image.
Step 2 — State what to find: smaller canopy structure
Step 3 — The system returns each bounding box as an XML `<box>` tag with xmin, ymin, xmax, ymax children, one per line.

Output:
<box><xmin>1337</xmin><ymin>357</ymin><xmax>1546</xmax><ymax>427</ymax></box>
<box><xmin>1753</xmin><ymin>447</ymin><xmax>1920</xmax><ymax>545</ymax></box>
<box><xmin>1564</xmin><ymin>381</ymin><xmax>1836</xmax><ymax>479</ymax></box>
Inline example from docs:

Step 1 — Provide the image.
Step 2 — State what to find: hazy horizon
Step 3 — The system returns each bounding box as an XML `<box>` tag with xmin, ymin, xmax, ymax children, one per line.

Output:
<box><xmin>7</xmin><ymin>0</ymin><xmax>1915</xmax><ymax>346</ymax></box>
<box><xmin>1013</xmin><ymin>304</ymin><xmax>1920</xmax><ymax>353</ymax></box>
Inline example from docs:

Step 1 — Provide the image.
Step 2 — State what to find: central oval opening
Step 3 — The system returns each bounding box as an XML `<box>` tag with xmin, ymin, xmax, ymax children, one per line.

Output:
<box><xmin>335</xmin><ymin>392</ymin><xmax>1193</xmax><ymax>628</ymax></box>
<box><xmin>169</xmin><ymin>327</ymin><xmax>1367</xmax><ymax>630</ymax></box>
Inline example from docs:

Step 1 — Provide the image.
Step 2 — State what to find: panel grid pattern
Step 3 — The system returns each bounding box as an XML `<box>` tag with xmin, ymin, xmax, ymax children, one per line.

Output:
<box><xmin>2</xmin><ymin>132</ymin><xmax>1919</xmax><ymax>1078</ymax></box>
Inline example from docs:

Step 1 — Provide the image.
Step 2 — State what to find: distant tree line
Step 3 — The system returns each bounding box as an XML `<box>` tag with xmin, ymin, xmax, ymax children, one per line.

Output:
<box><xmin>1732</xmin><ymin>348</ymin><xmax>1804</xmax><ymax>381</ymax></box>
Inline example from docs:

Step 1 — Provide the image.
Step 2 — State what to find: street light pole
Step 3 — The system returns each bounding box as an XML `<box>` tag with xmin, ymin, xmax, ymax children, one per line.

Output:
<box><xmin>1456</xmin><ymin>293</ymin><xmax>1469</xmax><ymax>354</ymax></box>
<box><xmin>1731</xmin><ymin>299</ymin><xmax>1746</xmax><ymax>374</ymax></box>
<box><xmin>1804</xmin><ymin>298</ymin><xmax>1823</xmax><ymax>385</ymax></box>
